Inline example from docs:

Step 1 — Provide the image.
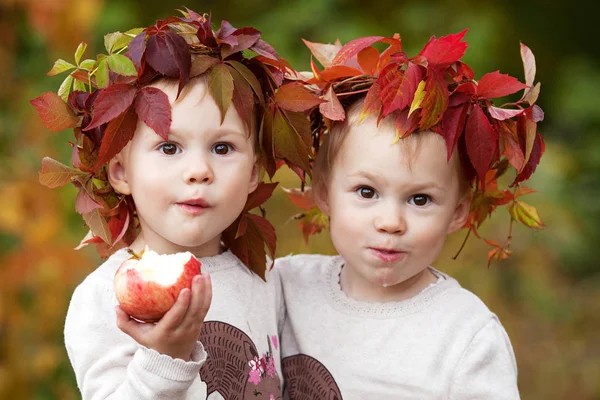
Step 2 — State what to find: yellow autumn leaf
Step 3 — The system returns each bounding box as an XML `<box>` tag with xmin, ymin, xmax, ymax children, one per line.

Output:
<box><xmin>408</xmin><ymin>80</ymin><xmax>426</xmax><ymax>117</ymax></box>
<box><xmin>509</xmin><ymin>200</ymin><xmax>546</xmax><ymax>229</ymax></box>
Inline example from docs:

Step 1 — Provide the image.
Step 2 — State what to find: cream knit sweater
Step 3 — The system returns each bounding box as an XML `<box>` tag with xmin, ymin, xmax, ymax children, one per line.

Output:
<box><xmin>273</xmin><ymin>254</ymin><xmax>520</xmax><ymax>400</ymax></box>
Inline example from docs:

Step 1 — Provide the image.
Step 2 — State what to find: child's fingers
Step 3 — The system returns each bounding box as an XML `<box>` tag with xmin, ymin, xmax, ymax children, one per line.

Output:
<box><xmin>115</xmin><ymin>306</ymin><xmax>141</xmax><ymax>339</ymax></box>
<box><xmin>180</xmin><ymin>275</ymin><xmax>207</xmax><ymax>325</ymax></box>
<box><xmin>158</xmin><ymin>287</ymin><xmax>191</xmax><ymax>330</ymax></box>
<box><xmin>200</xmin><ymin>273</ymin><xmax>212</xmax><ymax>317</ymax></box>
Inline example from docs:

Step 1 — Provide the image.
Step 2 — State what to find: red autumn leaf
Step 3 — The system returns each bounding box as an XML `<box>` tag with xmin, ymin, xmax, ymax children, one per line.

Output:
<box><xmin>260</xmin><ymin>111</ymin><xmax>276</xmax><ymax>178</ymax></box>
<box><xmin>332</xmin><ymin>36</ymin><xmax>383</xmax><ymax>65</ymax></box>
<box><xmin>476</xmin><ymin>71</ymin><xmax>529</xmax><ymax>99</ymax></box>
<box><xmin>251</xmin><ymin>39</ymin><xmax>279</xmax><ymax>61</ymax></box>
<box><xmin>145</xmin><ymin>34</ymin><xmax>180</xmax><ymax>77</ymax></box>
<box><xmin>512</xmin><ymin>132</ymin><xmax>544</xmax><ymax>185</ymax></box>
<box><xmin>379</xmin><ymin>62</ymin><xmax>423</xmax><ymax>117</ymax></box>
<box><xmin>164</xmin><ymin>30</ymin><xmax>191</xmax><ymax>97</ymax></box>
<box><xmin>283</xmin><ymin>187</ymin><xmax>316</xmax><ymax>210</ymax></box>
<box><xmin>465</xmin><ymin>104</ymin><xmax>498</xmax><ymax>180</ymax></box>
<box><xmin>517</xmin><ymin>113</ymin><xmax>537</xmax><ymax>165</ymax></box>
<box><xmin>75</xmin><ymin>182</ymin><xmax>102</xmax><ymax>214</ymax></box>
<box><xmin>108</xmin><ymin>202</ymin><xmax>131</xmax><ymax>245</ymax></box>
<box><xmin>244</xmin><ymin>182</ymin><xmax>279</xmax><ymax>212</ymax></box>
<box><xmin>283</xmin><ymin>110</ymin><xmax>312</xmax><ymax>147</ymax></box>
<box><xmin>229</xmin><ymin>67</ymin><xmax>255</xmax><ymax>132</ymax></box>
<box><xmin>83</xmin><ymin>208</ymin><xmax>112</xmax><ymax>244</ymax></box>
<box><xmin>499</xmin><ymin>121</ymin><xmax>525</xmax><ymax>172</ymax></box>
<box><xmin>275</xmin><ymin>82</ymin><xmax>324</xmax><ymax>112</ymax></box>
<box><xmin>319</xmin><ymin>85</ymin><xmax>345</xmax><ymax>121</ymax></box>
<box><xmin>393</xmin><ymin>109</ymin><xmax>418</xmax><ymax>141</ymax></box>
<box><xmin>38</xmin><ymin>157</ymin><xmax>88</xmax><ymax>188</ymax></box>
<box><xmin>94</xmin><ymin>107</ymin><xmax>138</xmax><ymax>168</ymax></box>
<box><xmin>485</xmin><ymin>240</ymin><xmax>513</xmax><ymax>268</ymax></box>
<box><xmin>520</xmin><ymin>42</ymin><xmax>536</xmax><ymax>87</ymax></box>
<box><xmin>298</xmin><ymin>207</ymin><xmax>329</xmax><ymax>244</ymax></box>
<box><xmin>208</xmin><ymin>62</ymin><xmax>234</xmax><ymax>123</ymax></box>
<box><xmin>419</xmin><ymin>67</ymin><xmax>449</xmax><ymax>130</ymax></box>
<box><xmin>134</xmin><ymin>86</ymin><xmax>172</xmax><ymax>141</ymax></box>
<box><xmin>224</xmin><ymin>212</ymin><xmax>277</xmax><ymax>279</ymax></box>
<box><xmin>302</xmin><ymin>39</ymin><xmax>342</xmax><ymax>68</ymax></box>
<box><xmin>418</xmin><ymin>29</ymin><xmax>468</xmax><ymax>66</ymax></box>
<box><xmin>530</xmin><ymin>104</ymin><xmax>544</xmax><ymax>122</ymax></box>
<box><xmin>84</xmin><ymin>84</ymin><xmax>137</xmax><ymax>131</ymax></box>
<box><xmin>127</xmin><ymin>32</ymin><xmax>147</xmax><ymax>68</ymax></box>
<box><xmin>191</xmin><ymin>55</ymin><xmax>219</xmax><ymax>77</ymax></box>
<box><xmin>317</xmin><ymin>65</ymin><xmax>363</xmax><ymax>82</ymax></box>
<box><xmin>273</xmin><ymin>108</ymin><xmax>312</xmax><ymax>174</ymax></box>
<box><xmin>357</xmin><ymin>46</ymin><xmax>379</xmax><ymax>76</ymax></box>
<box><xmin>359</xmin><ymin>82</ymin><xmax>382</xmax><ymax>122</ymax></box>
<box><xmin>514</xmin><ymin>186</ymin><xmax>537</xmax><ymax>198</ymax></box>
<box><xmin>488</xmin><ymin>106</ymin><xmax>525</xmax><ymax>121</ymax></box>
<box><xmin>509</xmin><ymin>200</ymin><xmax>546</xmax><ymax>230</ymax></box>
<box><xmin>441</xmin><ymin>103</ymin><xmax>469</xmax><ymax>160</ymax></box>
<box><xmin>226</xmin><ymin>60</ymin><xmax>265</xmax><ymax>105</ymax></box>
<box><xmin>30</xmin><ymin>92</ymin><xmax>80</xmax><ymax>132</ymax></box>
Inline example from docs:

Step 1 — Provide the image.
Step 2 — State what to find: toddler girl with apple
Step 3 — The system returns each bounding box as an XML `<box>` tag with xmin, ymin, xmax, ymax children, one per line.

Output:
<box><xmin>32</xmin><ymin>8</ymin><xmax>311</xmax><ymax>400</ymax></box>
<box><xmin>273</xmin><ymin>31</ymin><xmax>545</xmax><ymax>399</ymax></box>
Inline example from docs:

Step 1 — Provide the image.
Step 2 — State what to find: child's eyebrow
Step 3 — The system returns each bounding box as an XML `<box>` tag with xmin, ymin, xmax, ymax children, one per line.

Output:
<box><xmin>347</xmin><ymin>171</ymin><xmax>380</xmax><ymax>181</ymax></box>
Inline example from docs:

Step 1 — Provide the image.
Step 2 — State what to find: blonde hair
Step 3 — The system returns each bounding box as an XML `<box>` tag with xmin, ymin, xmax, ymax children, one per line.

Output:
<box><xmin>312</xmin><ymin>97</ymin><xmax>470</xmax><ymax>199</ymax></box>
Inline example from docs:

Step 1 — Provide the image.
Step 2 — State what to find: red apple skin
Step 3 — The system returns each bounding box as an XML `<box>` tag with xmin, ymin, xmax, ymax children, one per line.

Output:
<box><xmin>114</xmin><ymin>254</ymin><xmax>201</xmax><ymax>322</ymax></box>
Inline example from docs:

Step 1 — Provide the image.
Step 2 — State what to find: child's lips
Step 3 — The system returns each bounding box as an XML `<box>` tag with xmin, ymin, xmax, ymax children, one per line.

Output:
<box><xmin>177</xmin><ymin>199</ymin><xmax>210</xmax><ymax>215</ymax></box>
<box><xmin>369</xmin><ymin>247</ymin><xmax>407</xmax><ymax>262</ymax></box>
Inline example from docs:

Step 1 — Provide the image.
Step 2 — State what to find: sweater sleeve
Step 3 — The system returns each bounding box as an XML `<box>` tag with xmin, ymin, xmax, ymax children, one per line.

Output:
<box><xmin>64</xmin><ymin>278</ymin><xmax>208</xmax><ymax>400</ymax></box>
<box><xmin>448</xmin><ymin>318</ymin><xmax>520</xmax><ymax>400</ymax></box>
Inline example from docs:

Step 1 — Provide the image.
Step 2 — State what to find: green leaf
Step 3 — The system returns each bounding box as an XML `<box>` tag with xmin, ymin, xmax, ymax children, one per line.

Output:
<box><xmin>107</xmin><ymin>54</ymin><xmax>137</xmax><ymax>76</ymax></box>
<box><xmin>508</xmin><ymin>200</ymin><xmax>546</xmax><ymax>230</ymax></box>
<box><xmin>73</xmin><ymin>78</ymin><xmax>87</xmax><ymax>92</ymax></box>
<box><xmin>57</xmin><ymin>75</ymin><xmax>74</xmax><ymax>101</ymax></box>
<box><xmin>95</xmin><ymin>58</ymin><xmax>109</xmax><ymax>89</ymax></box>
<box><xmin>79</xmin><ymin>59</ymin><xmax>96</xmax><ymax>70</ymax></box>
<box><xmin>74</xmin><ymin>42</ymin><xmax>87</xmax><ymax>65</ymax></box>
<box><xmin>208</xmin><ymin>63</ymin><xmax>234</xmax><ymax>123</ymax></box>
<box><xmin>105</xmin><ymin>31</ymin><xmax>137</xmax><ymax>54</ymax></box>
<box><xmin>47</xmin><ymin>59</ymin><xmax>76</xmax><ymax>76</ymax></box>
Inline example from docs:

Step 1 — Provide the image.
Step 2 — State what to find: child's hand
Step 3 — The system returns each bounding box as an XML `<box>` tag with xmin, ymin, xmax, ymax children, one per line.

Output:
<box><xmin>115</xmin><ymin>274</ymin><xmax>212</xmax><ymax>361</ymax></box>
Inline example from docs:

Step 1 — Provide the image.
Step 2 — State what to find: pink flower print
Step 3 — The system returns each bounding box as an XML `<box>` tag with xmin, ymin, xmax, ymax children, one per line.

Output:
<box><xmin>266</xmin><ymin>355</ymin><xmax>277</xmax><ymax>378</ymax></box>
<box><xmin>270</xmin><ymin>394</ymin><xmax>275</xmax><ymax>400</ymax></box>
<box><xmin>248</xmin><ymin>368</ymin><xmax>261</xmax><ymax>385</ymax></box>
<box><xmin>271</xmin><ymin>335</ymin><xmax>279</xmax><ymax>350</ymax></box>
<box><xmin>249</xmin><ymin>356</ymin><xmax>264</xmax><ymax>374</ymax></box>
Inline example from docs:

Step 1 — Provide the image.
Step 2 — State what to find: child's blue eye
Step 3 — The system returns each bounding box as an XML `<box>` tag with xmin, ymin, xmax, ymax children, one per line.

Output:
<box><xmin>356</xmin><ymin>186</ymin><xmax>377</xmax><ymax>199</ymax></box>
<box><xmin>409</xmin><ymin>194</ymin><xmax>431</xmax><ymax>206</ymax></box>
<box><xmin>158</xmin><ymin>142</ymin><xmax>180</xmax><ymax>155</ymax></box>
<box><xmin>212</xmin><ymin>142</ymin><xmax>233</xmax><ymax>155</ymax></box>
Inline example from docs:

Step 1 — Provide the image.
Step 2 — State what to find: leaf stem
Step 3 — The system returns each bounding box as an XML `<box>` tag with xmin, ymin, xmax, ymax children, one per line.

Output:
<box><xmin>453</xmin><ymin>228</ymin><xmax>471</xmax><ymax>260</ymax></box>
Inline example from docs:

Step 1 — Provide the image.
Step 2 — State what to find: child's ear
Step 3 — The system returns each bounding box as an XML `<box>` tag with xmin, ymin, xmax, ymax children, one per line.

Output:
<box><xmin>313</xmin><ymin>184</ymin><xmax>330</xmax><ymax>216</ymax></box>
<box><xmin>247</xmin><ymin>157</ymin><xmax>260</xmax><ymax>194</ymax></box>
<box><xmin>107</xmin><ymin>153</ymin><xmax>131</xmax><ymax>195</ymax></box>
<box><xmin>447</xmin><ymin>192</ymin><xmax>471</xmax><ymax>234</ymax></box>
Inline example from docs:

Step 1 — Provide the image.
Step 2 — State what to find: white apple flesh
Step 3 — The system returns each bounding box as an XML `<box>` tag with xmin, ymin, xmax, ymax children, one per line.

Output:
<box><xmin>114</xmin><ymin>249</ymin><xmax>201</xmax><ymax>322</ymax></box>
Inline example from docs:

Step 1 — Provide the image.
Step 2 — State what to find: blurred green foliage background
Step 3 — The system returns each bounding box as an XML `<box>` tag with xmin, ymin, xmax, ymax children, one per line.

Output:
<box><xmin>1</xmin><ymin>0</ymin><xmax>599</xmax><ymax>398</ymax></box>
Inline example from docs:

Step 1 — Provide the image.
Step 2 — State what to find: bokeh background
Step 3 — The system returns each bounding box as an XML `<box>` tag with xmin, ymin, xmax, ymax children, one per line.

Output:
<box><xmin>1</xmin><ymin>0</ymin><xmax>598</xmax><ymax>398</ymax></box>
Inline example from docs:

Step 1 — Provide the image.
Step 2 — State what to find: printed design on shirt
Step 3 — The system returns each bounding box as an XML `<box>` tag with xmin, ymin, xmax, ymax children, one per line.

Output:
<box><xmin>200</xmin><ymin>321</ymin><xmax>281</xmax><ymax>399</ymax></box>
<box><xmin>281</xmin><ymin>354</ymin><xmax>343</xmax><ymax>400</ymax></box>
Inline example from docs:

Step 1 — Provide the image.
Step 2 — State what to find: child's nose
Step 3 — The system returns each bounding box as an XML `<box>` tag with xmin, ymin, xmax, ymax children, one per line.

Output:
<box><xmin>183</xmin><ymin>156</ymin><xmax>214</xmax><ymax>184</ymax></box>
<box><xmin>374</xmin><ymin>204</ymin><xmax>406</xmax><ymax>235</ymax></box>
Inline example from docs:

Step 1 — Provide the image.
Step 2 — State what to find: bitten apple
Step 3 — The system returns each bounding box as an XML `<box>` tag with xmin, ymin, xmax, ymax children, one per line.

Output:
<box><xmin>114</xmin><ymin>248</ymin><xmax>201</xmax><ymax>322</ymax></box>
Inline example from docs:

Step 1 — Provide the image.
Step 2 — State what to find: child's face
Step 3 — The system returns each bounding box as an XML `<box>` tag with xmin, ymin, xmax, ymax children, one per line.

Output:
<box><xmin>109</xmin><ymin>80</ymin><xmax>259</xmax><ymax>257</ymax></box>
<box><xmin>321</xmin><ymin>119</ymin><xmax>468</xmax><ymax>301</ymax></box>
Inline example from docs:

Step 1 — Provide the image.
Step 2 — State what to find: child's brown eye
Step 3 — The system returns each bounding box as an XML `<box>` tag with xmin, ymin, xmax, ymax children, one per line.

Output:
<box><xmin>357</xmin><ymin>186</ymin><xmax>377</xmax><ymax>199</ymax></box>
<box><xmin>212</xmin><ymin>143</ymin><xmax>232</xmax><ymax>155</ymax></box>
<box><xmin>159</xmin><ymin>143</ymin><xmax>179</xmax><ymax>155</ymax></box>
<box><xmin>410</xmin><ymin>194</ymin><xmax>431</xmax><ymax>206</ymax></box>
